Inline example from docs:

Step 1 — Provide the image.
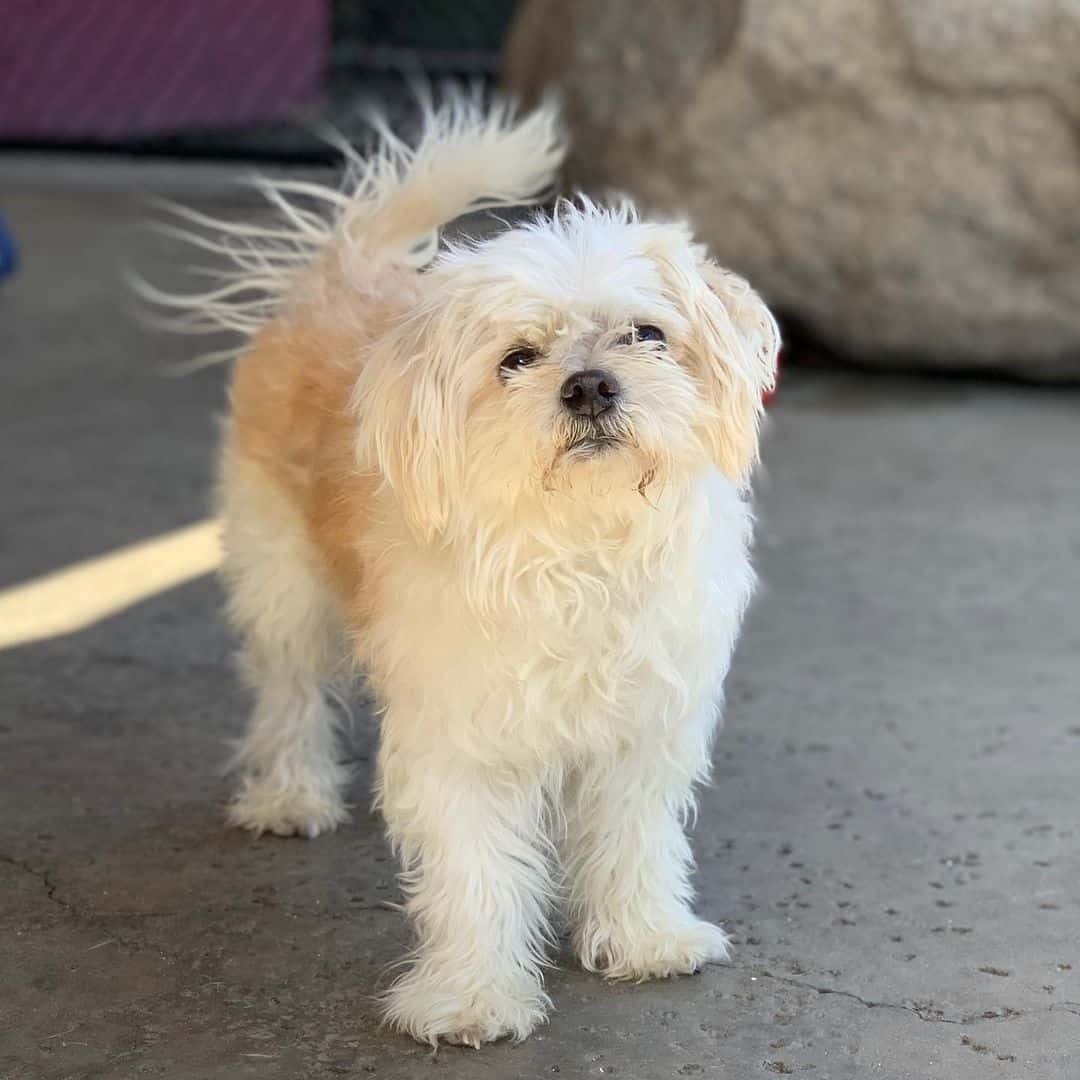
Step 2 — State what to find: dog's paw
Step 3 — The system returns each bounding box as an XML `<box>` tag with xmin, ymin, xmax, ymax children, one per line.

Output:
<box><xmin>580</xmin><ymin>917</ymin><xmax>731</xmax><ymax>981</ymax></box>
<box><xmin>226</xmin><ymin>777</ymin><xmax>348</xmax><ymax>839</ymax></box>
<box><xmin>383</xmin><ymin>973</ymin><xmax>548</xmax><ymax>1047</ymax></box>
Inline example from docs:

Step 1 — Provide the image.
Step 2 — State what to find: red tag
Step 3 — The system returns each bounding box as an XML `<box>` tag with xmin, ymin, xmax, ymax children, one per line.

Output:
<box><xmin>763</xmin><ymin>349</ymin><xmax>781</xmax><ymax>406</ymax></box>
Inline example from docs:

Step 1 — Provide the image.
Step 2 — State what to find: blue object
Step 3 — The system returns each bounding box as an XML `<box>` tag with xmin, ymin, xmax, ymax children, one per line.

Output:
<box><xmin>0</xmin><ymin>214</ymin><xmax>17</xmax><ymax>279</ymax></box>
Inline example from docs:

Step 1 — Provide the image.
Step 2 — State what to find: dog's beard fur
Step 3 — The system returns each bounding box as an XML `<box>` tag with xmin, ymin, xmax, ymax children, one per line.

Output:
<box><xmin>152</xmin><ymin>92</ymin><xmax>780</xmax><ymax>1049</ymax></box>
<box><xmin>538</xmin><ymin>407</ymin><xmax>661</xmax><ymax>501</ymax></box>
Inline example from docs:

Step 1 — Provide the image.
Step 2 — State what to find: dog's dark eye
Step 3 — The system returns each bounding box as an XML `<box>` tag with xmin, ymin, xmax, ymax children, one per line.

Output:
<box><xmin>499</xmin><ymin>347</ymin><xmax>538</xmax><ymax>376</ymax></box>
<box><xmin>617</xmin><ymin>324</ymin><xmax>666</xmax><ymax>346</ymax></box>
<box><xmin>635</xmin><ymin>324</ymin><xmax>665</xmax><ymax>344</ymax></box>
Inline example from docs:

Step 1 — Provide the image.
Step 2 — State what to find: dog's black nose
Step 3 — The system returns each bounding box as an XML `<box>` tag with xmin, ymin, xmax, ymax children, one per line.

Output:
<box><xmin>560</xmin><ymin>369</ymin><xmax>621</xmax><ymax>417</ymax></box>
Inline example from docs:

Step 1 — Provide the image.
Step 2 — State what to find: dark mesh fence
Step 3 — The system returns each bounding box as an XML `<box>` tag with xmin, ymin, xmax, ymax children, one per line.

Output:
<box><xmin>332</xmin><ymin>0</ymin><xmax>517</xmax><ymax>69</ymax></box>
<box><xmin>2</xmin><ymin>1</ymin><xmax>521</xmax><ymax>162</ymax></box>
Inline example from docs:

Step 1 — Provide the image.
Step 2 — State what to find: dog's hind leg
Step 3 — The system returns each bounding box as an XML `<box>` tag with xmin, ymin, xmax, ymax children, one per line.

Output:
<box><xmin>219</xmin><ymin>451</ymin><xmax>349</xmax><ymax>838</ymax></box>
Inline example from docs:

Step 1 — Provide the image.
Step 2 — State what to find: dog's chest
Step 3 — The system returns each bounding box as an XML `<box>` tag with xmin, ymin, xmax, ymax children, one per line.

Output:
<box><xmin>498</xmin><ymin>543</ymin><xmax>731</xmax><ymax>744</ymax></box>
<box><xmin>368</xmin><ymin>478</ymin><xmax>753</xmax><ymax>761</ymax></box>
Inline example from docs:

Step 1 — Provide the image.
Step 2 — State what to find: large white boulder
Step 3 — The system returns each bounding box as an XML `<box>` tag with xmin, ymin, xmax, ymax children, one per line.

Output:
<box><xmin>505</xmin><ymin>0</ymin><xmax>1080</xmax><ymax>379</ymax></box>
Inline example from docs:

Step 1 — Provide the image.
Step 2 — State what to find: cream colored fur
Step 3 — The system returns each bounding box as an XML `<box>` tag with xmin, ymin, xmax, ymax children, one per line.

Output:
<box><xmin>153</xmin><ymin>91</ymin><xmax>779</xmax><ymax>1047</ymax></box>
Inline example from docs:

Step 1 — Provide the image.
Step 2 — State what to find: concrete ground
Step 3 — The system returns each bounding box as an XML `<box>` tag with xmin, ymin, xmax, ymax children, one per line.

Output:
<box><xmin>1</xmin><ymin>176</ymin><xmax>1079</xmax><ymax>1080</ymax></box>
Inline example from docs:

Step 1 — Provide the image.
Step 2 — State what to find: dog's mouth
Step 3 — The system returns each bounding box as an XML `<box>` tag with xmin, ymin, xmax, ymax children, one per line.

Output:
<box><xmin>545</xmin><ymin>415</ymin><xmax>659</xmax><ymax>497</ymax></box>
<box><xmin>564</xmin><ymin>423</ymin><xmax>623</xmax><ymax>458</ymax></box>
<box><xmin>568</xmin><ymin>433</ymin><xmax>619</xmax><ymax>454</ymax></box>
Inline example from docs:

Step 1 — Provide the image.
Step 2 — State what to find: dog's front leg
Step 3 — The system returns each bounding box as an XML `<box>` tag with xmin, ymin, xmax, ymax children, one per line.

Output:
<box><xmin>379</xmin><ymin>747</ymin><xmax>553</xmax><ymax>1047</ymax></box>
<box><xmin>561</xmin><ymin>732</ymin><xmax>730</xmax><ymax>981</ymax></box>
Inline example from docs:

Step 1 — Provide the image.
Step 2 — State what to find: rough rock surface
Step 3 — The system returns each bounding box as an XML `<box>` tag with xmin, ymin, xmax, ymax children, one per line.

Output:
<box><xmin>504</xmin><ymin>0</ymin><xmax>1080</xmax><ymax>379</ymax></box>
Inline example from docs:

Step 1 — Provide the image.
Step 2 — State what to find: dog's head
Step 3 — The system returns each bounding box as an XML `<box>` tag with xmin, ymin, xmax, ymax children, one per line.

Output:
<box><xmin>354</xmin><ymin>199</ymin><xmax>778</xmax><ymax>539</ymax></box>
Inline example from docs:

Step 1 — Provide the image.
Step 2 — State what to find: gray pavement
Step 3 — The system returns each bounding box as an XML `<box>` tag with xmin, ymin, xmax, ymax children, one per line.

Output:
<box><xmin>1</xmin><ymin>179</ymin><xmax>1079</xmax><ymax>1080</ymax></box>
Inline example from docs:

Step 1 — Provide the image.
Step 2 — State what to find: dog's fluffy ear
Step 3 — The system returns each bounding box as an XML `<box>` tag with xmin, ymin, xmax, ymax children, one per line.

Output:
<box><xmin>655</xmin><ymin>234</ymin><xmax>779</xmax><ymax>485</ymax></box>
<box><xmin>694</xmin><ymin>255</ymin><xmax>780</xmax><ymax>484</ymax></box>
<box><xmin>352</xmin><ymin>305</ymin><xmax>464</xmax><ymax>540</ymax></box>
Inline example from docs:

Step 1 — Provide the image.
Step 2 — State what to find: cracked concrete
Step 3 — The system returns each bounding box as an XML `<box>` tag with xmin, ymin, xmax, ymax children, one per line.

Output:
<box><xmin>750</xmin><ymin>969</ymin><xmax>1054</xmax><ymax>1028</ymax></box>
<box><xmin>2</xmin><ymin>178</ymin><xmax>1080</xmax><ymax>1079</ymax></box>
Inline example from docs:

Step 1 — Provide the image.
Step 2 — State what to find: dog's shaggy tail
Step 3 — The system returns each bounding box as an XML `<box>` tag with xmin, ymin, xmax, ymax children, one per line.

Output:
<box><xmin>135</xmin><ymin>90</ymin><xmax>565</xmax><ymax>360</ymax></box>
<box><xmin>339</xmin><ymin>90</ymin><xmax>564</xmax><ymax>266</ymax></box>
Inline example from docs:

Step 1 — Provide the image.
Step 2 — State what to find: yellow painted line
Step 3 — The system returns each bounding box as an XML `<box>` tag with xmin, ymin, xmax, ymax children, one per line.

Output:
<box><xmin>0</xmin><ymin>520</ymin><xmax>221</xmax><ymax>649</ymax></box>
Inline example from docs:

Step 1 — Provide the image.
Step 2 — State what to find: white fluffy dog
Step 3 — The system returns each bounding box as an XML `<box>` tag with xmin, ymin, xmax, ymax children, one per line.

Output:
<box><xmin>160</xmin><ymin>95</ymin><xmax>778</xmax><ymax>1047</ymax></box>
